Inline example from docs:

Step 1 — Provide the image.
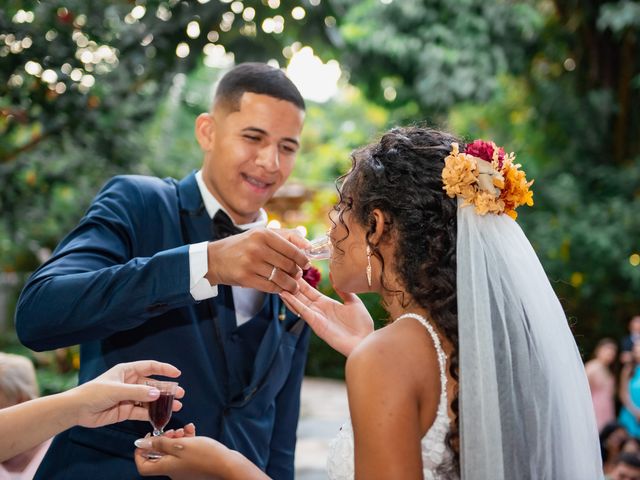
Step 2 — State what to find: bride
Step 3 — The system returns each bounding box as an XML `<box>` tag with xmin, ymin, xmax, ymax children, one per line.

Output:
<box><xmin>135</xmin><ymin>126</ymin><xmax>602</xmax><ymax>479</ymax></box>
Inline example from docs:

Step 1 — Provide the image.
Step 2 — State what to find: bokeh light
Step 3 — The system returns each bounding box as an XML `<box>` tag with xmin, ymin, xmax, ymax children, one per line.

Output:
<box><xmin>287</xmin><ymin>46</ymin><xmax>341</xmax><ymax>103</ymax></box>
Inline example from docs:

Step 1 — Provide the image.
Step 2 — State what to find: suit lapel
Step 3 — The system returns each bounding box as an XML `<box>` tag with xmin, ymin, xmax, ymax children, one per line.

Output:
<box><xmin>176</xmin><ymin>172</ymin><xmax>237</xmax><ymax>401</ymax></box>
<box><xmin>177</xmin><ymin>172</ymin><xmax>214</xmax><ymax>245</ymax></box>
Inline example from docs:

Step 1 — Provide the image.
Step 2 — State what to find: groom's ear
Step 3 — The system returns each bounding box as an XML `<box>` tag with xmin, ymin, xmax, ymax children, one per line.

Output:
<box><xmin>195</xmin><ymin>113</ymin><xmax>215</xmax><ymax>151</ymax></box>
<box><xmin>368</xmin><ymin>209</ymin><xmax>387</xmax><ymax>246</ymax></box>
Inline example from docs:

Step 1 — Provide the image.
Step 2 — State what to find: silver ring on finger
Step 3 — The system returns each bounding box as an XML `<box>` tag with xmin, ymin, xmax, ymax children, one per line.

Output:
<box><xmin>268</xmin><ymin>266</ymin><xmax>278</xmax><ymax>282</ymax></box>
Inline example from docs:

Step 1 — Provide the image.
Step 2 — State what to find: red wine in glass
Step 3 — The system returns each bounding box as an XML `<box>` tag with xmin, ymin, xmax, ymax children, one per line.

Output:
<box><xmin>144</xmin><ymin>380</ymin><xmax>178</xmax><ymax>460</ymax></box>
<box><xmin>149</xmin><ymin>392</ymin><xmax>174</xmax><ymax>433</ymax></box>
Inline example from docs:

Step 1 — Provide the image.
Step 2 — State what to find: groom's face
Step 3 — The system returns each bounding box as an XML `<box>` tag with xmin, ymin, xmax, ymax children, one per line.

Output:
<box><xmin>197</xmin><ymin>92</ymin><xmax>304</xmax><ymax>224</ymax></box>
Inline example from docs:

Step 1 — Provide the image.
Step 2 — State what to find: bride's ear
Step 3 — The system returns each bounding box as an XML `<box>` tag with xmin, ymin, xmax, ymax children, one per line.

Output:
<box><xmin>368</xmin><ymin>209</ymin><xmax>387</xmax><ymax>245</ymax></box>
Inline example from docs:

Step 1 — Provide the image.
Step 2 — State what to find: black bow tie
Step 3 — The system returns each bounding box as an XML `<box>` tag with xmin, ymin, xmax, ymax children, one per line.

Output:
<box><xmin>212</xmin><ymin>209</ymin><xmax>243</xmax><ymax>240</ymax></box>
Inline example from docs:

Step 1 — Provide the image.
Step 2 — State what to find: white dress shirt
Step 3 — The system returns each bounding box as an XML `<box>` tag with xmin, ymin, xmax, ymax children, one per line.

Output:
<box><xmin>188</xmin><ymin>170</ymin><xmax>268</xmax><ymax>326</ymax></box>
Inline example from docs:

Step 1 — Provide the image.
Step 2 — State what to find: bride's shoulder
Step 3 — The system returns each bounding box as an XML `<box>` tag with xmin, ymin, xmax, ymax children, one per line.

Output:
<box><xmin>345</xmin><ymin>321</ymin><xmax>437</xmax><ymax>392</ymax></box>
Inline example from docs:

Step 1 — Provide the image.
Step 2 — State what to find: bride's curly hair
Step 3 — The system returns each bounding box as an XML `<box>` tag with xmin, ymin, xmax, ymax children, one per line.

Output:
<box><xmin>334</xmin><ymin>126</ymin><xmax>461</xmax><ymax>475</ymax></box>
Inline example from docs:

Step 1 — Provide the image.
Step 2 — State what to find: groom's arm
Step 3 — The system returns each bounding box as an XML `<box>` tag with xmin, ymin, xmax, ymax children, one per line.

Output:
<box><xmin>265</xmin><ymin>326</ymin><xmax>310</xmax><ymax>480</ymax></box>
<box><xmin>15</xmin><ymin>176</ymin><xmax>193</xmax><ymax>351</ymax></box>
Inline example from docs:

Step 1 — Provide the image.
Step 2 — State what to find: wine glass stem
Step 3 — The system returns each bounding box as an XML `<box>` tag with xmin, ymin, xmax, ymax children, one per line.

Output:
<box><xmin>153</xmin><ymin>429</ymin><xmax>162</xmax><ymax>436</ymax></box>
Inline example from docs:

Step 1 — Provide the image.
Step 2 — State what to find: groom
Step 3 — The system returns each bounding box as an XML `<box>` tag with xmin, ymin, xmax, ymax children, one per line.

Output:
<box><xmin>15</xmin><ymin>63</ymin><xmax>310</xmax><ymax>479</ymax></box>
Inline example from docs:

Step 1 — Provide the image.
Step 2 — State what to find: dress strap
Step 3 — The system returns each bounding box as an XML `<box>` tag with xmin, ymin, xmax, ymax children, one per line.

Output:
<box><xmin>396</xmin><ymin>313</ymin><xmax>448</xmax><ymax>402</ymax></box>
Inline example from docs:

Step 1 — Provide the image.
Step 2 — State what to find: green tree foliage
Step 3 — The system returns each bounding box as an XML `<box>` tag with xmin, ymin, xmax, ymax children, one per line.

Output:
<box><xmin>2</xmin><ymin>0</ymin><xmax>638</xmax><ymax>378</ymax></box>
<box><xmin>0</xmin><ymin>1</ymin><xmax>341</xmax><ymax>381</ymax></box>
<box><xmin>1</xmin><ymin>1</ymin><xmax>335</xmax><ymax>162</ymax></box>
<box><xmin>0</xmin><ymin>1</ymin><xmax>388</xmax><ymax>380</ymax></box>
<box><xmin>333</xmin><ymin>0</ymin><xmax>640</xmax><ymax>352</ymax></box>
<box><xmin>450</xmin><ymin>0</ymin><xmax>640</xmax><ymax>351</ymax></box>
<box><xmin>452</xmin><ymin>82</ymin><xmax>640</xmax><ymax>348</ymax></box>
<box><xmin>334</xmin><ymin>0</ymin><xmax>544</xmax><ymax>118</ymax></box>
<box><xmin>0</xmin><ymin>0</ymin><xmax>336</xmax><ymax>271</ymax></box>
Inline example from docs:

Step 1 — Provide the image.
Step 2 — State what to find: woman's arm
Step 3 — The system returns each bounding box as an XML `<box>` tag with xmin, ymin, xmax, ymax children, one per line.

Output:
<box><xmin>135</xmin><ymin>433</ymin><xmax>270</xmax><ymax>480</ymax></box>
<box><xmin>619</xmin><ymin>364</ymin><xmax>640</xmax><ymax>417</ymax></box>
<box><xmin>0</xmin><ymin>360</ymin><xmax>182</xmax><ymax>462</ymax></box>
<box><xmin>584</xmin><ymin>360</ymin><xmax>601</xmax><ymax>391</ymax></box>
<box><xmin>0</xmin><ymin>389</ymin><xmax>79</xmax><ymax>462</ymax></box>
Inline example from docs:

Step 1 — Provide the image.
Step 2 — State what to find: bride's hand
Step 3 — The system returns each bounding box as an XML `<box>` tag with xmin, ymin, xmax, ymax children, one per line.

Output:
<box><xmin>280</xmin><ymin>278</ymin><xmax>374</xmax><ymax>356</ymax></box>
<box><xmin>134</xmin><ymin>426</ymin><xmax>268</xmax><ymax>480</ymax></box>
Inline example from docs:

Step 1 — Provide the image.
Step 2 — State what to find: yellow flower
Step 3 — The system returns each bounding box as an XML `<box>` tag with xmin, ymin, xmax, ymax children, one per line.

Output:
<box><xmin>500</xmin><ymin>158</ymin><xmax>534</xmax><ymax>216</ymax></box>
<box><xmin>442</xmin><ymin>143</ymin><xmax>478</xmax><ymax>200</ymax></box>
<box><xmin>441</xmin><ymin>140</ymin><xmax>533</xmax><ymax>219</ymax></box>
<box><xmin>474</xmin><ymin>191</ymin><xmax>504</xmax><ymax>216</ymax></box>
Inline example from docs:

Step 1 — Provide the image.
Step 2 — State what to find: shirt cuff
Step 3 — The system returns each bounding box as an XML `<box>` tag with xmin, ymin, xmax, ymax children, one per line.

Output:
<box><xmin>189</xmin><ymin>241</ymin><xmax>218</xmax><ymax>300</ymax></box>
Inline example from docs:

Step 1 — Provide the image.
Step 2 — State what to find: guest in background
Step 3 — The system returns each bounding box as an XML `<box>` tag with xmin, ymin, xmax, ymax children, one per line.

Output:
<box><xmin>586</xmin><ymin>338</ymin><xmax>618</xmax><ymax>431</ymax></box>
<box><xmin>606</xmin><ymin>452</ymin><xmax>640</xmax><ymax>480</ymax></box>
<box><xmin>601</xmin><ymin>422</ymin><xmax>631</xmax><ymax>476</ymax></box>
<box><xmin>621</xmin><ymin>316</ymin><xmax>640</xmax><ymax>365</ymax></box>
<box><xmin>0</xmin><ymin>352</ymin><xmax>50</xmax><ymax>480</ymax></box>
<box><xmin>619</xmin><ymin>342</ymin><xmax>640</xmax><ymax>438</ymax></box>
<box><xmin>622</xmin><ymin>438</ymin><xmax>640</xmax><ymax>456</ymax></box>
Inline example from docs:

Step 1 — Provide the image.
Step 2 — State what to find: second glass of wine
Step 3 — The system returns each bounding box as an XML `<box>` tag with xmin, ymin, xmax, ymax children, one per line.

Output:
<box><xmin>144</xmin><ymin>380</ymin><xmax>178</xmax><ymax>460</ymax></box>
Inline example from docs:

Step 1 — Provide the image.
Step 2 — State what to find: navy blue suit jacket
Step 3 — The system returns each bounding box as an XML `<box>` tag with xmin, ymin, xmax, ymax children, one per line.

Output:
<box><xmin>15</xmin><ymin>172</ymin><xmax>310</xmax><ymax>480</ymax></box>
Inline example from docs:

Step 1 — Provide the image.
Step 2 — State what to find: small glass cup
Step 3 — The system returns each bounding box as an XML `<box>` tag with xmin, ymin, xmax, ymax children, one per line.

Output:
<box><xmin>144</xmin><ymin>380</ymin><xmax>178</xmax><ymax>459</ymax></box>
<box><xmin>305</xmin><ymin>234</ymin><xmax>332</xmax><ymax>260</ymax></box>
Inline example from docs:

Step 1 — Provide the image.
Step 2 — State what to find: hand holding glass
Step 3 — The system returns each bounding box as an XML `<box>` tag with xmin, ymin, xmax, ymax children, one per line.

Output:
<box><xmin>145</xmin><ymin>380</ymin><xmax>178</xmax><ymax>459</ymax></box>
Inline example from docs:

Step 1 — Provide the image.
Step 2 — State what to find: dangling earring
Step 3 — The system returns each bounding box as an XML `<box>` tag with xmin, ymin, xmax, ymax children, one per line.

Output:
<box><xmin>366</xmin><ymin>245</ymin><xmax>372</xmax><ymax>288</ymax></box>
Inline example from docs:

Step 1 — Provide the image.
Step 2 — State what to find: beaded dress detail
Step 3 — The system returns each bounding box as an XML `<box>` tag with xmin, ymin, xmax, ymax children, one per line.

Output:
<box><xmin>326</xmin><ymin>313</ymin><xmax>456</xmax><ymax>479</ymax></box>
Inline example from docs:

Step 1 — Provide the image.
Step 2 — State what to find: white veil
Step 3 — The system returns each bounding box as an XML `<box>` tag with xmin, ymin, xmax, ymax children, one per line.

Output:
<box><xmin>456</xmin><ymin>200</ymin><xmax>602</xmax><ymax>479</ymax></box>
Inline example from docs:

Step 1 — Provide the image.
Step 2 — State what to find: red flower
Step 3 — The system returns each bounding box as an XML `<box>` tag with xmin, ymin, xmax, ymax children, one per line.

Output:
<box><xmin>302</xmin><ymin>266</ymin><xmax>321</xmax><ymax>289</ymax></box>
<box><xmin>465</xmin><ymin>140</ymin><xmax>505</xmax><ymax>169</ymax></box>
<box><xmin>56</xmin><ymin>8</ymin><xmax>75</xmax><ymax>24</ymax></box>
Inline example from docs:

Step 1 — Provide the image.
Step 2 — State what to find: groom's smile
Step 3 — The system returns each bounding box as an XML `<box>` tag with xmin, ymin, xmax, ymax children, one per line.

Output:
<box><xmin>197</xmin><ymin>92</ymin><xmax>305</xmax><ymax>224</ymax></box>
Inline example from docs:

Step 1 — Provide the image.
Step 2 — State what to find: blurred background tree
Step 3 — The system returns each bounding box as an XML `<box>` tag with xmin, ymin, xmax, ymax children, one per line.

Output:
<box><xmin>0</xmin><ymin>0</ymin><xmax>336</xmax><ymax>271</ymax></box>
<box><xmin>335</xmin><ymin>0</ymin><xmax>640</xmax><ymax>352</ymax></box>
<box><xmin>0</xmin><ymin>0</ymin><xmax>638</xmax><ymax>383</ymax></box>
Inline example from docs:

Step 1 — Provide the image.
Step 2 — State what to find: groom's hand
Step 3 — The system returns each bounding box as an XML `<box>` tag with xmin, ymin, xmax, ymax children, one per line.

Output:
<box><xmin>205</xmin><ymin>228</ymin><xmax>311</xmax><ymax>294</ymax></box>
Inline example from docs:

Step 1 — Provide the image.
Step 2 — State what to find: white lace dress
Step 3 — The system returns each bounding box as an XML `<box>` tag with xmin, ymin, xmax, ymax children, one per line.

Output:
<box><xmin>326</xmin><ymin>313</ymin><xmax>457</xmax><ymax>480</ymax></box>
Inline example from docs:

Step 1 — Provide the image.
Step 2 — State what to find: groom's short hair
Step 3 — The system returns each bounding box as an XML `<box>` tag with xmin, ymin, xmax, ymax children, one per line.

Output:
<box><xmin>212</xmin><ymin>62</ymin><xmax>305</xmax><ymax>112</ymax></box>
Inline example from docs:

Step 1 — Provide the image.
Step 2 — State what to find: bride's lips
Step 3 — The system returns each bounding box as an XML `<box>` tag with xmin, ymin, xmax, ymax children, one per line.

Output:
<box><xmin>241</xmin><ymin>173</ymin><xmax>275</xmax><ymax>193</ymax></box>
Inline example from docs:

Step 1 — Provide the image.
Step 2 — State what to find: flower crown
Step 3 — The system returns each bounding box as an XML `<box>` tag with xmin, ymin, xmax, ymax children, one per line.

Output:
<box><xmin>442</xmin><ymin>139</ymin><xmax>534</xmax><ymax>219</ymax></box>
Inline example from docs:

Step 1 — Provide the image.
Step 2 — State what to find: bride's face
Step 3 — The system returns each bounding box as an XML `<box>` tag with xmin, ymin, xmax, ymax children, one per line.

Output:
<box><xmin>328</xmin><ymin>208</ymin><xmax>371</xmax><ymax>294</ymax></box>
